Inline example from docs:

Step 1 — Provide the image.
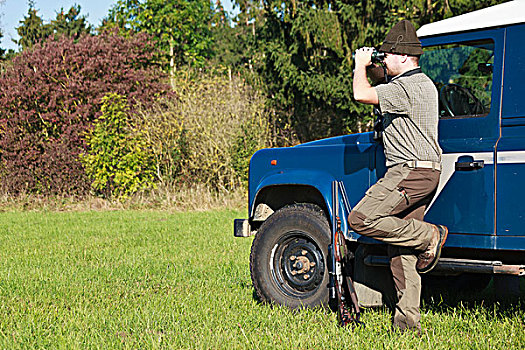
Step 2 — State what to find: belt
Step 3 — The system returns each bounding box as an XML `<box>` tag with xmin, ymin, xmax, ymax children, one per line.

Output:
<box><xmin>404</xmin><ymin>160</ymin><xmax>441</xmax><ymax>171</ymax></box>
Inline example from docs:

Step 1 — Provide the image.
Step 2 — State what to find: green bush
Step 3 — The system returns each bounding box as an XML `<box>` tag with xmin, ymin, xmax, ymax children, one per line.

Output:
<box><xmin>81</xmin><ymin>93</ymin><xmax>156</xmax><ymax>199</ymax></box>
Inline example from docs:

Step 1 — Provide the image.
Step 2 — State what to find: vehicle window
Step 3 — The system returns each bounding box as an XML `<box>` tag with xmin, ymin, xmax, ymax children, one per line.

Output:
<box><xmin>420</xmin><ymin>39</ymin><xmax>494</xmax><ymax>118</ymax></box>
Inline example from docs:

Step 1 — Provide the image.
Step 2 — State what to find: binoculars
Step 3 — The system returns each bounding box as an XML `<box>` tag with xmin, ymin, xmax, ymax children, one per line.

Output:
<box><xmin>352</xmin><ymin>49</ymin><xmax>386</xmax><ymax>64</ymax></box>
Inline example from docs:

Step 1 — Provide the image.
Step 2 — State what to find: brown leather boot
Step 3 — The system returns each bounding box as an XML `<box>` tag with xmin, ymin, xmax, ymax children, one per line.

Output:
<box><xmin>416</xmin><ymin>225</ymin><xmax>448</xmax><ymax>274</ymax></box>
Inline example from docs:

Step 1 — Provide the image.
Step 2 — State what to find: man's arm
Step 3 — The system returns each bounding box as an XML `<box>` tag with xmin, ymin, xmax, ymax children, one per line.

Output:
<box><xmin>353</xmin><ymin>48</ymin><xmax>379</xmax><ymax>105</ymax></box>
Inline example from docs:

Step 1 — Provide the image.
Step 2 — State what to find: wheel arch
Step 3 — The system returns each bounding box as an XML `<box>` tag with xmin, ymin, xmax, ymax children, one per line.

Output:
<box><xmin>251</xmin><ymin>184</ymin><xmax>329</xmax><ymax>226</ymax></box>
<box><xmin>249</xmin><ymin>169</ymin><xmax>335</xmax><ymax>226</ymax></box>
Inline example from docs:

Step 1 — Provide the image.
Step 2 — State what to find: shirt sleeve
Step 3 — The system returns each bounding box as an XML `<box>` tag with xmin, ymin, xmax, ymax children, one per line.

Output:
<box><xmin>374</xmin><ymin>81</ymin><xmax>410</xmax><ymax>115</ymax></box>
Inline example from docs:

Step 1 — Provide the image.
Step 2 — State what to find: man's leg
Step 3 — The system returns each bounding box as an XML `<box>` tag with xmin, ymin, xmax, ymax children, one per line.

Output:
<box><xmin>389</xmin><ymin>246</ymin><xmax>421</xmax><ymax>333</ymax></box>
<box><xmin>388</xmin><ymin>203</ymin><xmax>428</xmax><ymax>332</ymax></box>
<box><xmin>349</xmin><ymin>164</ymin><xmax>442</xmax><ymax>330</ymax></box>
<box><xmin>349</xmin><ymin>165</ymin><xmax>440</xmax><ymax>250</ymax></box>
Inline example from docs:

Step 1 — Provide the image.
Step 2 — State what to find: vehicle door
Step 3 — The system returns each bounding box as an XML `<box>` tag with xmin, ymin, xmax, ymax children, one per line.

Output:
<box><xmin>417</xmin><ymin>29</ymin><xmax>503</xmax><ymax>238</ymax></box>
<box><xmin>496</xmin><ymin>23</ymin><xmax>525</xmax><ymax>242</ymax></box>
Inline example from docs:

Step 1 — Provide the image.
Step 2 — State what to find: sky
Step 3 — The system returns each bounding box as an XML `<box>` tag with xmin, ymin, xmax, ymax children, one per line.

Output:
<box><xmin>0</xmin><ymin>0</ymin><xmax>236</xmax><ymax>52</ymax></box>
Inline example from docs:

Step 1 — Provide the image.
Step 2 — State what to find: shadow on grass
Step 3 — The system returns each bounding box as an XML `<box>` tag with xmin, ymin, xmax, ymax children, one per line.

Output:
<box><xmin>421</xmin><ymin>274</ymin><xmax>525</xmax><ymax>316</ymax></box>
<box><xmin>246</xmin><ymin>270</ymin><xmax>524</xmax><ymax>320</ymax></box>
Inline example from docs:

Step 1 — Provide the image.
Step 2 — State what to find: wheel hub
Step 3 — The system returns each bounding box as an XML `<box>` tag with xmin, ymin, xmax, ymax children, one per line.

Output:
<box><xmin>291</xmin><ymin>255</ymin><xmax>315</xmax><ymax>275</ymax></box>
<box><xmin>276</xmin><ymin>234</ymin><xmax>324</xmax><ymax>294</ymax></box>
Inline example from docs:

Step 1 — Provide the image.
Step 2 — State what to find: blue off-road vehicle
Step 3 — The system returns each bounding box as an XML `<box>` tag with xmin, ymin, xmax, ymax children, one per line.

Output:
<box><xmin>235</xmin><ymin>1</ymin><xmax>525</xmax><ymax>308</ymax></box>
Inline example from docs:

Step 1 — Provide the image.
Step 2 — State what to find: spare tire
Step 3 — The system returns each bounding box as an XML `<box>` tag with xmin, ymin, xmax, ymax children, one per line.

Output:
<box><xmin>250</xmin><ymin>204</ymin><xmax>330</xmax><ymax>309</ymax></box>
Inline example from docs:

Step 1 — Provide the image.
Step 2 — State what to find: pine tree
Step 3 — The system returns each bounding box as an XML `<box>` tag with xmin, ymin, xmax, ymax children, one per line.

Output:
<box><xmin>50</xmin><ymin>5</ymin><xmax>92</xmax><ymax>40</ymax></box>
<box><xmin>15</xmin><ymin>1</ymin><xmax>51</xmax><ymax>50</ymax></box>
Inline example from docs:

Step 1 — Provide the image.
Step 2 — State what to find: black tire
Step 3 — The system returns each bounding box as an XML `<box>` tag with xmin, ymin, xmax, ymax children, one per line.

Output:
<box><xmin>250</xmin><ymin>204</ymin><xmax>330</xmax><ymax>309</ymax></box>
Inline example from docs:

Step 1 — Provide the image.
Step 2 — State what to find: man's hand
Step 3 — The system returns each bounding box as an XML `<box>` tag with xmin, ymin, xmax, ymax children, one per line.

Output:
<box><xmin>354</xmin><ymin>47</ymin><xmax>374</xmax><ymax>68</ymax></box>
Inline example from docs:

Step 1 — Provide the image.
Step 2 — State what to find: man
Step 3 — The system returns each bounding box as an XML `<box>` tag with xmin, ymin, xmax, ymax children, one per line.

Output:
<box><xmin>348</xmin><ymin>20</ymin><xmax>448</xmax><ymax>333</ymax></box>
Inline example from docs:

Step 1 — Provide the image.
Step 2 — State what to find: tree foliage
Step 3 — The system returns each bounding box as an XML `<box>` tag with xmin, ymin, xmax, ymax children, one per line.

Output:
<box><xmin>209</xmin><ymin>0</ymin><xmax>265</xmax><ymax>75</ymax></box>
<box><xmin>0</xmin><ymin>0</ymin><xmax>511</xmax><ymax>197</ymax></box>
<box><xmin>51</xmin><ymin>5</ymin><xmax>92</xmax><ymax>40</ymax></box>
<box><xmin>15</xmin><ymin>1</ymin><xmax>51</xmax><ymax>50</ymax></box>
<box><xmin>15</xmin><ymin>1</ymin><xmax>92</xmax><ymax>50</ymax></box>
<box><xmin>102</xmin><ymin>0</ymin><xmax>213</xmax><ymax>70</ymax></box>
<box><xmin>0</xmin><ymin>32</ymin><xmax>170</xmax><ymax>195</ymax></box>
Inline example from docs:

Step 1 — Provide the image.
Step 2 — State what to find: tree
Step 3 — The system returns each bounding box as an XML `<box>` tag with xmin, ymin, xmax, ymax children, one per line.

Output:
<box><xmin>209</xmin><ymin>0</ymin><xmax>265</xmax><ymax>74</ymax></box>
<box><xmin>15</xmin><ymin>2</ymin><xmax>92</xmax><ymax>51</ymax></box>
<box><xmin>100</xmin><ymin>0</ymin><xmax>142</xmax><ymax>36</ymax></box>
<box><xmin>50</xmin><ymin>5</ymin><xmax>92</xmax><ymax>40</ymax></box>
<box><xmin>259</xmin><ymin>0</ymin><xmax>357</xmax><ymax>142</ymax></box>
<box><xmin>15</xmin><ymin>0</ymin><xmax>51</xmax><ymax>50</ymax></box>
<box><xmin>102</xmin><ymin>0</ymin><xmax>213</xmax><ymax>72</ymax></box>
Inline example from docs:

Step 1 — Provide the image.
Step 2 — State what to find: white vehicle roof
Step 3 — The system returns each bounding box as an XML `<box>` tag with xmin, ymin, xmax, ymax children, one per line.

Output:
<box><xmin>417</xmin><ymin>0</ymin><xmax>525</xmax><ymax>38</ymax></box>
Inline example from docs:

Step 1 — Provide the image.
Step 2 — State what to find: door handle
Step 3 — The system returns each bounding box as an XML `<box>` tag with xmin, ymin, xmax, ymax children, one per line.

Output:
<box><xmin>455</xmin><ymin>160</ymin><xmax>484</xmax><ymax>171</ymax></box>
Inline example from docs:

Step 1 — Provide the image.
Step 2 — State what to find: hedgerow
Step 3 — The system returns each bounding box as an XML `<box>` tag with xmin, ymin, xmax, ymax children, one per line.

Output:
<box><xmin>136</xmin><ymin>71</ymin><xmax>270</xmax><ymax>191</ymax></box>
<box><xmin>0</xmin><ymin>32</ymin><xmax>170</xmax><ymax>195</ymax></box>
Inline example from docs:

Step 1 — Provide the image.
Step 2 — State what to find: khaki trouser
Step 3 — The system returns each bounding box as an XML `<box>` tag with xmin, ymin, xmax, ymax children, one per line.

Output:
<box><xmin>348</xmin><ymin>163</ymin><xmax>440</xmax><ymax>331</ymax></box>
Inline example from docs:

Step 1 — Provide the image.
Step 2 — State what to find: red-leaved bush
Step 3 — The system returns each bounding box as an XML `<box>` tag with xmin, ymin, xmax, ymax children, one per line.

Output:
<box><xmin>0</xmin><ymin>32</ymin><xmax>170</xmax><ymax>195</ymax></box>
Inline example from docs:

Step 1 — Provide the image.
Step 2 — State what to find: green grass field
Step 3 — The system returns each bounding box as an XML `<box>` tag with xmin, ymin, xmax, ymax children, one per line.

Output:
<box><xmin>0</xmin><ymin>210</ymin><xmax>523</xmax><ymax>349</ymax></box>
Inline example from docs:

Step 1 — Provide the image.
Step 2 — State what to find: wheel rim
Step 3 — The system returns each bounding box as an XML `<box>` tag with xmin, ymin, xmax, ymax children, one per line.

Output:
<box><xmin>270</xmin><ymin>230</ymin><xmax>325</xmax><ymax>298</ymax></box>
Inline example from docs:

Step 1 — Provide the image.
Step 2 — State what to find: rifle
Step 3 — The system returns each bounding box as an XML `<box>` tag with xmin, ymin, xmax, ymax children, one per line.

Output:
<box><xmin>328</xmin><ymin>181</ymin><xmax>364</xmax><ymax>328</ymax></box>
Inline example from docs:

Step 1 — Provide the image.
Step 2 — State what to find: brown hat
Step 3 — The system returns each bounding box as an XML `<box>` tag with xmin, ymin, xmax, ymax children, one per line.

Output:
<box><xmin>379</xmin><ymin>20</ymin><xmax>423</xmax><ymax>56</ymax></box>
